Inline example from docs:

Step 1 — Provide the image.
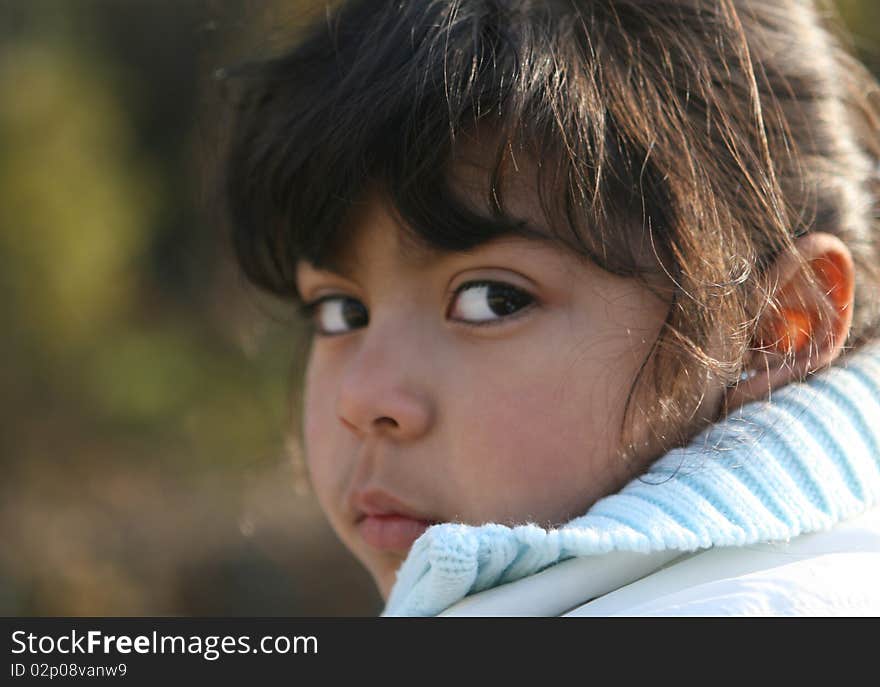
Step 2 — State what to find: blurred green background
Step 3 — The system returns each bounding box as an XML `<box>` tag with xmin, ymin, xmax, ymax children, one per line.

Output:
<box><xmin>0</xmin><ymin>0</ymin><xmax>877</xmax><ymax>616</ymax></box>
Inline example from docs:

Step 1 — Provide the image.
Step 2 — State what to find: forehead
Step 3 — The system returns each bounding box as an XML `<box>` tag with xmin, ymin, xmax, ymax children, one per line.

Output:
<box><xmin>313</xmin><ymin>193</ymin><xmax>442</xmax><ymax>277</ymax></box>
<box><xmin>295</xmin><ymin>187</ymin><xmax>559</xmax><ymax>282</ymax></box>
<box><xmin>307</xmin><ymin>126</ymin><xmax>565</xmax><ymax>268</ymax></box>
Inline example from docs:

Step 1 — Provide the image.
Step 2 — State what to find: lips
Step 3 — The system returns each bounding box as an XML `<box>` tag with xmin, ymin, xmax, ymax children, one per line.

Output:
<box><xmin>357</xmin><ymin>514</ymin><xmax>435</xmax><ymax>552</ymax></box>
<box><xmin>350</xmin><ymin>489</ymin><xmax>438</xmax><ymax>553</ymax></box>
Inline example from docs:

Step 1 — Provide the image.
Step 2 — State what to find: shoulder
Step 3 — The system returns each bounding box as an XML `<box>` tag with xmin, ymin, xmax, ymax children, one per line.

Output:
<box><xmin>578</xmin><ymin>550</ymin><xmax>880</xmax><ymax>616</ymax></box>
<box><xmin>567</xmin><ymin>507</ymin><xmax>880</xmax><ymax>617</ymax></box>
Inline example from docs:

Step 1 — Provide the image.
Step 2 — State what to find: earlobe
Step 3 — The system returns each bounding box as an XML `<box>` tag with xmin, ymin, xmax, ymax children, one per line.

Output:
<box><xmin>724</xmin><ymin>232</ymin><xmax>855</xmax><ymax>412</ymax></box>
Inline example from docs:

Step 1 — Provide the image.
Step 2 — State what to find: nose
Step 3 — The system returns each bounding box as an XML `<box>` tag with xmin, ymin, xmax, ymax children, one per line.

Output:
<box><xmin>335</xmin><ymin>324</ymin><xmax>435</xmax><ymax>441</ymax></box>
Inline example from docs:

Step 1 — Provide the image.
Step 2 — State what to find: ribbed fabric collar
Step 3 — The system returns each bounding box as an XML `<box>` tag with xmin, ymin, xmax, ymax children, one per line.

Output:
<box><xmin>383</xmin><ymin>342</ymin><xmax>880</xmax><ymax>616</ymax></box>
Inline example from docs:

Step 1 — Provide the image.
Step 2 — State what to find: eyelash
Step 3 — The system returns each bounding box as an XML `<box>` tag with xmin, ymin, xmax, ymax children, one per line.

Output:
<box><xmin>297</xmin><ymin>280</ymin><xmax>537</xmax><ymax>337</ymax></box>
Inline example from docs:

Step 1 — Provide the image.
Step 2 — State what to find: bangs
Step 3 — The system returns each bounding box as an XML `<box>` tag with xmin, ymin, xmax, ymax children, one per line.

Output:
<box><xmin>222</xmin><ymin>0</ymin><xmax>675</xmax><ymax>302</ymax></box>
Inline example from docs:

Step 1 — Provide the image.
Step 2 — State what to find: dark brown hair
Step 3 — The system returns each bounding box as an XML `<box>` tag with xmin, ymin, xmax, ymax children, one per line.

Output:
<box><xmin>220</xmin><ymin>0</ymin><xmax>880</xmax><ymax>460</ymax></box>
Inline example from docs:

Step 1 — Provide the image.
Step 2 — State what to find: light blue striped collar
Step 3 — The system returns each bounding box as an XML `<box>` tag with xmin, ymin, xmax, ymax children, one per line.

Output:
<box><xmin>383</xmin><ymin>342</ymin><xmax>880</xmax><ymax>616</ymax></box>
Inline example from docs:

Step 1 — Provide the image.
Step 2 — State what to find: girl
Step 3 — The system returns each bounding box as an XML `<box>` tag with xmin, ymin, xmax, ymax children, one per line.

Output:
<box><xmin>220</xmin><ymin>0</ymin><xmax>880</xmax><ymax>615</ymax></box>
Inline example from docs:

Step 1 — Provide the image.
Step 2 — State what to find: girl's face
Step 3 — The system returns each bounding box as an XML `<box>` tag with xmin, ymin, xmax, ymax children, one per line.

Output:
<box><xmin>295</xmin><ymin>189</ymin><xmax>723</xmax><ymax>599</ymax></box>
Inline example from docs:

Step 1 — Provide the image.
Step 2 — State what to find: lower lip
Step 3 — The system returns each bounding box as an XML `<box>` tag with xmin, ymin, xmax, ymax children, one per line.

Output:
<box><xmin>357</xmin><ymin>515</ymin><xmax>434</xmax><ymax>552</ymax></box>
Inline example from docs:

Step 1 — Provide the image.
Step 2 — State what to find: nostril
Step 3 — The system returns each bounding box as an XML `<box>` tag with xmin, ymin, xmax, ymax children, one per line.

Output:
<box><xmin>374</xmin><ymin>416</ymin><xmax>399</xmax><ymax>429</ymax></box>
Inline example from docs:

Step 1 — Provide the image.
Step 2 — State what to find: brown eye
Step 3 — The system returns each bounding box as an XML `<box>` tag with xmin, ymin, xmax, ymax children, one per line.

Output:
<box><xmin>449</xmin><ymin>280</ymin><xmax>535</xmax><ymax>325</ymax></box>
<box><xmin>300</xmin><ymin>295</ymin><xmax>368</xmax><ymax>336</ymax></box>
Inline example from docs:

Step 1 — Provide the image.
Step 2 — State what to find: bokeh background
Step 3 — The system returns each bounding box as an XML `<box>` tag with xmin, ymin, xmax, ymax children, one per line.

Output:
<box><xmin>1</xmin><ymin>0</ymin><xmax>877</xmax><ymax>616</ymax></box>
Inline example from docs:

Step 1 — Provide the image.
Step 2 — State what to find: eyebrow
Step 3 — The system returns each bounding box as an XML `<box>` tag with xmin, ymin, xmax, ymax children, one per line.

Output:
<box><xmin>310</xmin><ymin>216</ymin><xmax>559</xmax><ymax>281</ymax></box>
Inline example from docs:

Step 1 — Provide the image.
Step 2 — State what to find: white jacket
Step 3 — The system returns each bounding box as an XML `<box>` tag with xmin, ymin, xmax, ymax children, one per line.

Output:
<box><xmin>439</xmin><ymin>505</ymin><xmax>880</xmax><ymax>616</ymax></box>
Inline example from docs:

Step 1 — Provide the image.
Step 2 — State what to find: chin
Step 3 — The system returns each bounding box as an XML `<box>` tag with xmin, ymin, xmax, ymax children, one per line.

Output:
<box><xmin>364</xmin><ymin>567</ymin><xmax>390</xmax><ymax>602</ymax></box>
<box><xmin>364</xmin><ymin>556</ymin><xmax>403</xmax><ymax>602</ymax></box>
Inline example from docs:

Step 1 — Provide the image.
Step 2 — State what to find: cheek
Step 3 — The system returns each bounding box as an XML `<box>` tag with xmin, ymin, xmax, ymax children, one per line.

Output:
<box><xmin>301</xmin><ymin>364</ymin><xmax>323</xmax><ymax>456</ymax></box>
<box><xmin>302</xmin><ymin>380</ymin><xmax>326</xmax><ymax>456</ymax></box>
<box><xmin>482</xmin><ymin>389</ymin><xmax>613</xmax><ymax>470</ymax></box>
<box><xmin>447</xmin><ymin>356</ymin><xmax>623</xmax><ymax>522</ymax></box>
<box><xmin>301</xmin><ymin>358</ymin><xmax>346</xmax><ymax>512</ymax></box>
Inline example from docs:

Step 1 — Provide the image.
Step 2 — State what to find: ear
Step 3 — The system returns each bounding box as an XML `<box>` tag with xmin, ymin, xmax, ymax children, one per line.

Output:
<box><xmin>724</xmin><ymin>232</ymin><xmax>855</xmax><ymax>411</ymax></box>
